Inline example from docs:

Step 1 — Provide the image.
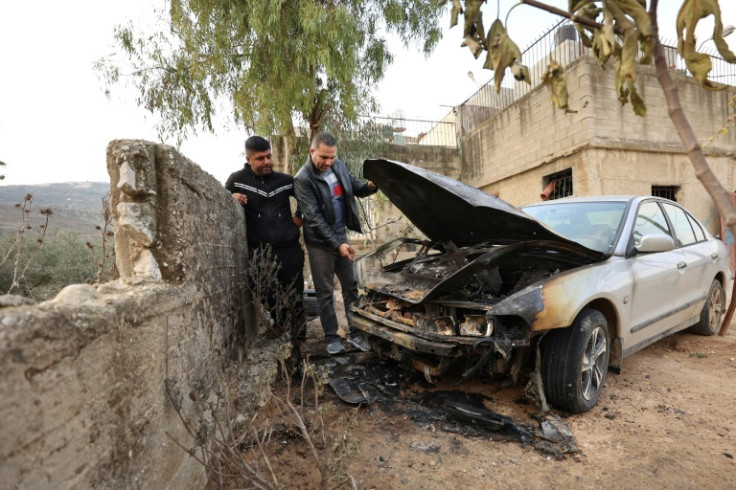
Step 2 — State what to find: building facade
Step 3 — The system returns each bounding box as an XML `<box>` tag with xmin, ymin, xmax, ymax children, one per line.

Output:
<box><xmin>459</xmin><ymin>54</ymin><xmax>736</xmax><ymax>235</ymax></box>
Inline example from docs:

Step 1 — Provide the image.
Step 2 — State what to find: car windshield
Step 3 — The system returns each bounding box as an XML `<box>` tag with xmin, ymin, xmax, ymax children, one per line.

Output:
<box><xmin>522</xmin><ymin>201</ymin><xmax>627</xmax><ymax>253</ymax></box>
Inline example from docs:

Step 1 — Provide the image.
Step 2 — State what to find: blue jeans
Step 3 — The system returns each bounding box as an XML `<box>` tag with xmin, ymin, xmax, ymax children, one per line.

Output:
<box><xmin>307</xmin><ymin>245</ymin><xmax>358</xmax><ymax>342</ymax></box>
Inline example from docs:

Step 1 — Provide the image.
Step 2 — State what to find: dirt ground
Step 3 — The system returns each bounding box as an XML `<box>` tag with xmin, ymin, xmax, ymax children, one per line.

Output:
<box><xmin>254</xmin><ymin>296</ymin><xmax>736</xmax><ymax>489</ymax></box>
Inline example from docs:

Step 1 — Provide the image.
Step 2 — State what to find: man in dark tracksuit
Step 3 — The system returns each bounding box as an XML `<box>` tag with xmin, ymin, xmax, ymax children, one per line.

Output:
<box><xmin>294</xmin><ymin>132</ymin><xmax>377</xmax><ymax>354</ymax></box>
<box><xmin>226</xmin><ymin>136</ymin><xmax>305</xmax><ymax>339</ymax></box>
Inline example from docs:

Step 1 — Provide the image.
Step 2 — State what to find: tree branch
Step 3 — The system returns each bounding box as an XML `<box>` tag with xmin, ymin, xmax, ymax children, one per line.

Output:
<box><xmin>649</xmin><ymin>0</ymin><xmax>736</xmax><ymax>335</ymax></box>
<box><xmin>521</xmin><ymin>0</ymin><xmax>615</xmax><ymax>33</ymax></box>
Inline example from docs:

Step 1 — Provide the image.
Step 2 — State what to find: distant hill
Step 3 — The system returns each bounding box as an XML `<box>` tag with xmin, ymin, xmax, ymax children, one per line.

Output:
<box><xmin>0</xmin><ymin>182</ymin><xmax>110</xmax><ymax>240</ymax></box>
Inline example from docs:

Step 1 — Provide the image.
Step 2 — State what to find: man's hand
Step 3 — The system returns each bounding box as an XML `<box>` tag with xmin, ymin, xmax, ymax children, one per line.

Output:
<box><xmin>338</xmin><ymin>242</ymin><xmax>355</xmax><ymax>261</ymax></box>
<box><xmin>233</xmin><ymin>193</ymin><xmax>247</xmax><ymax>205</ymax></box>
<box><xmin>367</xmin><ymin>180</ymin><xmax>377</xmax><ymax>190</ymax></box>
<box><xmin>293</xmin><ymin>216</ymin><xmax>303</xmax><ymax>228</ymax></box>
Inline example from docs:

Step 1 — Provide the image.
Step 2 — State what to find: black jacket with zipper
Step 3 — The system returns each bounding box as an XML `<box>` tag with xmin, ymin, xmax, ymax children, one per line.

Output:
<box><xmin>293</xmin><ymin>157</ymin><xmax>377</xmax><ymax>251</ymax></box>
<box><xmin>225</xmin><ymin>164</ymin><xmax>301</xmax><ymax>249</ymax></box>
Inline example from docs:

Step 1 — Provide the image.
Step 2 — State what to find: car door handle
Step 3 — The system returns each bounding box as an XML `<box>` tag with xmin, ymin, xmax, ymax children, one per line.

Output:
<box><xmin>677</xmin><ymin>261</ymin><xmax>687</xmax><ymax>270</ymax></box>
<box><xmin>711</xmin><ymin>252</ymin><xmax>719</xmax><ymax>260</ymax></box>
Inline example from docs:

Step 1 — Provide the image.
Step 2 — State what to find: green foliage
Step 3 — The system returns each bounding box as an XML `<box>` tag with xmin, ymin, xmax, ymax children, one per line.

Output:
<box><xmin>101</xmin><ymin>0</ymin><xmax>442</xmax><ymax>142</ymax></box>
<box><xmin>0</xmin><ymin>232</ymin><xmax>104</xmax><ymax>300</ymax></box>
<box><xmin>0</xmin><ymin>190</ymin><xmax>118</xmax><ymax>300</ymax></box>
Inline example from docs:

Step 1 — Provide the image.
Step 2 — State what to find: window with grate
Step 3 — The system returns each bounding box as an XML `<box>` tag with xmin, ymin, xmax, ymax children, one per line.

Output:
<box><xmin>651</xmin><ymin>185</ymin><xmax>679</xmax><ymax>202</ymax></box>
<box><xmin>542</xmin><ymin>169</ymin><xmax>573</xmax><ymax>200</ymax></box>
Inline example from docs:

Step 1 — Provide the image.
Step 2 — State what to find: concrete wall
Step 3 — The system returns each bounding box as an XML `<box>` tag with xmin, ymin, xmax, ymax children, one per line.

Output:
<box><xmin>378</xmin><ymin>143</ymin><xmax>461</xmax><ymax>179</ymax></box>
<box><xmin>271</xmin><ymin>137</ymin><xmax>461</xmax><ymax>179</ymax></box>
<box><xmin>0</xmin><ymin>141</ymin><xmax>280</xmax><ymax>489</ymax></box>
<box><xmin>462</xmin><ymin>55</ymin><xmax>736</xmax><ymax>230</ymax></box>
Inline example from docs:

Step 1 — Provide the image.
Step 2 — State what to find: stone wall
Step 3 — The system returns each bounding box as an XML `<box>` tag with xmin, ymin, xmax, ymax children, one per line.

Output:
<box><xmin>0</xmin><ymin>141</ymin><xmax>279</xmax><ymax>489</ymax></box>
<box><xmin>461</xmin><ymin>55</ymin><xmax>736</xmax><ymax>229</ymax></box>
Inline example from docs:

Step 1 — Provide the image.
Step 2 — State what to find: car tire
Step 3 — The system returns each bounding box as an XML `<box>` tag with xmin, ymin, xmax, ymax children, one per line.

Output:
<box><xmin>689</xmin><ymin>279</ymin><xmax>725</xmax><ymax>336</ymax></box>
<box><xmin>541</xmin><ymin>308</ymin><xmax>610</xmax><ymax>413</ymax></box>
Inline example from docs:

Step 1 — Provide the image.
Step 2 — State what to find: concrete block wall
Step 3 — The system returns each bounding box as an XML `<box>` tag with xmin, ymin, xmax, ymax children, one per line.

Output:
<box><xmin>0</xmin><ymin>141</ymin><xmax>278</xmax><ymax>489</ymax></box>
<box><xmin>355</xmin><ymin>144</ymin><xmax>461</xmax><ymax>244</ymax></box>
<box><xmin>378</xmin><ymin>143</ymin><xmax>461</xmax><ymax>179</ymax></box>
<box><xmin>465</xmin><ymin>55</ymin><xmax>736</xmax><ymax>231</ymax></box>
<box><xmin>461</xmin><ymin>56</ymin><xmax>599</xmax><ymax>190</ymax></box>
<box><xmin>271</xmin><ymin>136</ymin><xmax>461</xmax><ymax>179</ymax></box>
<box><xmin>588</xmin><ymin>63</ymin><xmax>736</xmax><ymax>150</ymax></box>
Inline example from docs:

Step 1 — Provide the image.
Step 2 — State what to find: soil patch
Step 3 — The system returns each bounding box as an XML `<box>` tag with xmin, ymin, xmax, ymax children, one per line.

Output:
<box><xmin>257</xmin><ymin>290</ymin><xmax>736</xmax><ymax>488</ymax></box>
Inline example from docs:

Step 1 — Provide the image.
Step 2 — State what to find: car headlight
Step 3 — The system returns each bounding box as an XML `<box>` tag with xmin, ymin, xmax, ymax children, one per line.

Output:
<box><xmin>459</xmin><ymin>315</ymin><xmax>494</xmax><ymax>337</ymax></box>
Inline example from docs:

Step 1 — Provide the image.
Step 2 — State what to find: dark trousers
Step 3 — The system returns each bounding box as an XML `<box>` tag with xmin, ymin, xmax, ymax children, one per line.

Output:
<box><xmin>307</xmin><ymin>245</ymin><xmax>358</xmax><ymax>342</ymax></box>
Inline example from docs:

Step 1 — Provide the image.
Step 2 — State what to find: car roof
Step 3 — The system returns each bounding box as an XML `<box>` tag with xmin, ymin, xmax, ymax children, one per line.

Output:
<box><xmin>519</xmin><ymin>195</ymin><xmax>682</xmax><ymax>210</ymax></box>
<box><xmin>521</xmin><ymin>195</ymin><xmax>660</xmax><ymax>208</ymax></box>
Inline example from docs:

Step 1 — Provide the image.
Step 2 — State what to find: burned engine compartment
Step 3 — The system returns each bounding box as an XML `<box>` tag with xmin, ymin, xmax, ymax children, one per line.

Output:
<box><xmin>355</xmin><ymin>238</ymin><xmax>594</xmax><ymax>306</ymax></box>
<box><xmin>350</xmin><ymin>237</ymin><xmax>602</xmax><ymax>377</ymax></box>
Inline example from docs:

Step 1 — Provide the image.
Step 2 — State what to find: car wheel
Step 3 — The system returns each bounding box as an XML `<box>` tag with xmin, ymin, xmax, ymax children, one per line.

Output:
<box><xmin>689</xmin><ymin>279</ymin><xmax>724</xmax><ymax>336</ymax></box>
<box><xmin>541</xmin><ymin>308</ymin><xmax>610</xmax><ymax>413</ymax></box>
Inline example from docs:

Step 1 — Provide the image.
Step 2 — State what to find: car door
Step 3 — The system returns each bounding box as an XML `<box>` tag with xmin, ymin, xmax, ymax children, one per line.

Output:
<box><xmin>625</xmin><ymin>200</ymin><xmax>689</xmax><ymax>353</ymax></box>
<box><xmin>660</xmin><ymin>202</ymin><xmax>717</xmax><ymax>321</ymax></box>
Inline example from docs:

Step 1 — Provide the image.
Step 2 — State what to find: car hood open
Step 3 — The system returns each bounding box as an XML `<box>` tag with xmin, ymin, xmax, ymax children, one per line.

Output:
<box><xmin>363</xmin><ymin>159</ymin><xmax>605</xmax><ymax>260</ymax></box>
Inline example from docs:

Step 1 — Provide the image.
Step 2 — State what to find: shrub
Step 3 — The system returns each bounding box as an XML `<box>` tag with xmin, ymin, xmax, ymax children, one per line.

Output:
<box><xmin>0</xmin><ymin>231</ymin><xmax>113</xmax><ymax>300</ymax></box>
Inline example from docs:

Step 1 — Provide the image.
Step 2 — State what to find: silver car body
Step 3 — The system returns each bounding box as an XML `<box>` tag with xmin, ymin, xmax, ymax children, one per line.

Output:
<box><xmin>348</xmin><ymin>160</ymin><xmax>729</xmax><ymax>410</ymax></box>
<box><xmin>521</xmin><ymin>196</ymin><xmax>728</xmax><ymax>360</ymax></box>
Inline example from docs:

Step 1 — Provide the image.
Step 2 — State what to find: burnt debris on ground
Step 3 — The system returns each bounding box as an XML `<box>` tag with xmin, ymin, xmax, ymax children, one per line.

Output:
<box><xmin>311</xmin><ymin>351</ymin><xmax>579</xmax><ymax>459</ymax></box>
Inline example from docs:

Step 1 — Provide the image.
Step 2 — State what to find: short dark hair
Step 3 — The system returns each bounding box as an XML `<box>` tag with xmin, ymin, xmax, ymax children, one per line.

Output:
<box><xmin>245</xmin><ymin>136</ymin><xmax>270</xmax><ymax>155</ymax></box>
<box><xmin>310</xmin><ymin>132</ymin><xmax>336</xmax><ymax>149</ymax></box>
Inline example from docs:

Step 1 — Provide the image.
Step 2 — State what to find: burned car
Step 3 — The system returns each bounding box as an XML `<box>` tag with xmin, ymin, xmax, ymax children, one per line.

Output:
<box><xmin>348</xmin><ymin>159</ymin><xmax>729</xmax><ymax>413</ymax></box>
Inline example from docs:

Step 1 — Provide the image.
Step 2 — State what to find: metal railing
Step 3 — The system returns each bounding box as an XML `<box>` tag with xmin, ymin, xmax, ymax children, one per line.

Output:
<box><xmin>357</xmin><ymin>114</ymin><xmax>457</xmax><ymax>147</ymax></box>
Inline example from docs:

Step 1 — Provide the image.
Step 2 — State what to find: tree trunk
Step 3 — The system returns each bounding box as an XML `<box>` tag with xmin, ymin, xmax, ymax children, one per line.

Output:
<box><xmin>308</xmin><ymin>90</ymin><xmax>330</xmax><ymax>141</ymax></box>
<box><xmin>649</xmin><ymin>3</ymin><xmax>736</xmax><ymax>335</ymax></box>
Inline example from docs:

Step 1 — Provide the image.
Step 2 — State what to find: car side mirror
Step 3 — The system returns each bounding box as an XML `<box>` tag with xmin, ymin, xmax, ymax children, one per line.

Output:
<box><xmin>636</xmin><ymin>233</ymin><xmax>675</xmax><ymax>253</ymax></box>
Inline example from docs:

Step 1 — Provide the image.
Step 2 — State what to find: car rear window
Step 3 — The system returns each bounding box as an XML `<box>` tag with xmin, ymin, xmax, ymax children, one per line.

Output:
<box><xmin>662</xmin><ymin>202</ymin><xmax>698</xmax><ymax>246</ymax></box>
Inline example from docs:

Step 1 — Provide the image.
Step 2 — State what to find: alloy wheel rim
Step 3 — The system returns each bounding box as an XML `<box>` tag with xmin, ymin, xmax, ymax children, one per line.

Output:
<box><xmin>709</xmin><ymin>284</ymin><xmax>724</xmax><ymax>329</ymax></box>
<box><xmin>581</xmin><ymin>326</ymin><xmax>607</xmax><ymax>401</ymax></box>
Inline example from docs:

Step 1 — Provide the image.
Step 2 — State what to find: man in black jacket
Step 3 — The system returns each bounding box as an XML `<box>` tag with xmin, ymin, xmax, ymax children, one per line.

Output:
<box><xmin>294</xmin><ymin>132</ymin><xmax>377</xmax><ymax>354</ymax></box>
<box><xmin>226</xmin><ymin>136</ymin><xmax>304</xmax><ymax>339</ymax></box>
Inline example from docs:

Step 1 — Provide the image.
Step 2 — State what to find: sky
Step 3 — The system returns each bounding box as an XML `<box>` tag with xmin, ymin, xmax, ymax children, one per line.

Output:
<box><xmin>1</xmin><ymin>1</ymin><xmax>735</xmax><ymax>187</ymax></box>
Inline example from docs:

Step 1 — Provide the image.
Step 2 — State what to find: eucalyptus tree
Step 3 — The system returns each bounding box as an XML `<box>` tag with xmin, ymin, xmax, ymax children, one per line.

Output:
<box><xmin>101</xmin><ymin>0</ymin><xmax>441</xmax><ymax>155</ymax></box>
<box><xmin>444</xmin><ymin>0</ymin><xmax>736</xmax><ymax>333</ymax></box>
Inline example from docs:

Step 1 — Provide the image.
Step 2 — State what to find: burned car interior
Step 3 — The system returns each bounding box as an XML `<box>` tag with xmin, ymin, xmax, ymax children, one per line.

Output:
<box><xmin>347</xmin><ymin>159</ymin><xmax>729</xmax><ymax>413</ymax></box>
